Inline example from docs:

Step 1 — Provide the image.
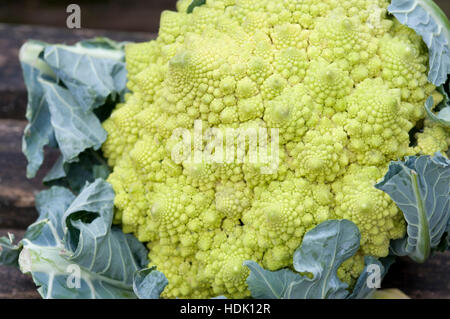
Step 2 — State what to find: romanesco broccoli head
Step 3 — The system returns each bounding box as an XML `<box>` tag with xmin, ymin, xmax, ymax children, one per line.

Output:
<box><xmin>102</xmin><ymin>0</ymin><xmax>450</xmax><ymax>298</ymax></box>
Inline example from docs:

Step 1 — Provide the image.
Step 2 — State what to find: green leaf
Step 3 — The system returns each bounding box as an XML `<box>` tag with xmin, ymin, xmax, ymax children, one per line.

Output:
<box><xmin>244</xmin><ymin>220</ymin><xmax>361</xmax><ymax>299</ymax></box>
<box><xmin>43</xmin><ymin>40</ymin><xmax>127</xmax><ymax>113</ymax></box>
<box><xmin>388</xmin><ymin>0</ymin><xmax>450</xmax><ymax>86</ymax></box>
<box><xmin>187</xmin><ymin>0</ymin><xmax>206</xmax><ymax>13</ymax></box>
<box><xmin>19</xmin><ymin>38</ymin><xmax>126</xmax><ymax>178</ymax></box>
<box><xmin>133</xmin><ymin>267</ymin><xmax>168</xmax><ymax>299</ymax></box>
<box><xmin>62</xmin><ymin>180</ymin><xmax>148</xmax><ymax>282</ymax></box>
<box><xmin>39</xmin><ymin>77</ymin><xmax>107</xmax><ymax>165</ymax></box>
<box><xmin>16</xmin><ymin>180</ymin><xmax>149</xmax><ymax>299</ymax></box>
<box><xmin>44</xmin><ymin>150</ymin><xmax>110</xmax><ymax>194</ymax></box>
<box><xmin>244</xmin><ymin>261</ymin><xmax>303</xmax><ymax>299</ymax></box>
<box><xmin>0</xmin><ymin>234</ymin><xmax>23</xmax><ymax>268</ymax></box>
<box><xmin>425</xmin><ymin>88</ymin><xmax>450</xmax><ymax>127</ymax></box>
<box><xmin>348</xmin><ymin>256</ymin><xmax>395</xmax><ymax>299</ymax></box>
<box><xmin>78</xmin><ymin>37</ymin><xmax>127</xmax><ymax>52</ymax></box>
<box><xmin>20</xmin><ymin>41</ymin><xmax>56</xmax><ymax>178</ymax></box>
<box><xmin>375</xmin><ymin>153</ymin><xmax>450</xmax><ymax>263</ymax></box>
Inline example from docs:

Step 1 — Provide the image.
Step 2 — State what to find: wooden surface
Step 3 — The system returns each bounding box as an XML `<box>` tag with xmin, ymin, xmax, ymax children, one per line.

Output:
<box><xmin>0</xmin><ymin>0</ymin><xmax>448</xmax><ymax>33</ymax></box>
<box><xmin>0</xmin><ymin>0</ymin><xmax>178</xmax><ymax>33</ymax></box>
<box><xmin>0</xmin><ymin>22</ymin><xmax>449</xmax><ymax>299</ymax></box>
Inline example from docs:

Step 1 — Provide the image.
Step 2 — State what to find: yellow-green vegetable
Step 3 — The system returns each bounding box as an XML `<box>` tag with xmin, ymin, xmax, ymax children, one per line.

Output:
<box><xmin>101</xmin><ymin>0</ymin><xmax>450</xmax><ymax>298</ymax></box>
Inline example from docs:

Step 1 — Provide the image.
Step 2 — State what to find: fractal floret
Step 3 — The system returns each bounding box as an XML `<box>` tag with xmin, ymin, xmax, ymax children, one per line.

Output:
<box><xmin>101</xmin><ymin>0</ymin><xmax>450</xmax><ymax>298</ymax></box>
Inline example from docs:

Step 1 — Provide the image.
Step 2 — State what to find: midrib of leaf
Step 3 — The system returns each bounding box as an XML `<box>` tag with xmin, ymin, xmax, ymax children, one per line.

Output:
<box><xmin>88</xmin><ymin>55</ymin><xmax>108</xmax><ymax>90</ymax></box>
<box><xmin>254</xmin><ymin>264</ymin><xmax>282</xmax><ymax>298</ymax></box>
<box><xmin>410</xmin><ymin>170</ymin><xmax>431</xmax><ymax>263</ymax></box>
<box><xmin>46</xmin><ymin>83</ymin><xmax>99</xmax><ymax>141</ymax></box>
<box><xmin>46</xmin><ymin>273</ymin><xmax>55</xmax><ymax>299</ymax></box>
<box><xmin>24</xmin><ymin>238</ymin><xmax>134</xmax><ymax>293</ymax></box>
<box><xmin>321</xmin><ymin>223</ymin><xmax>340</xmax><ymax>299</ymax></box>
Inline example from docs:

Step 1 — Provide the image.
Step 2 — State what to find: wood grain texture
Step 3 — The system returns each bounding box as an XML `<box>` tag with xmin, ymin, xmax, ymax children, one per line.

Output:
<box><xmin>0</xmin><ymin>0</ymin><xmax>177</xmax><ymax>33</ymax></box>
<box><xmin>0</xmin><ymin>230</ymin><xmax>40</xmax><ymax>299</ymax></box>
<box><xmin>0</xmin><ymin>0</ymin><xmax>447</xmax><ymax>32</ymax></box>
<box><xmin>0</xmin><ymin>119</ymin><xmax>54</xmax><ymax>229</ymax></box>
<box><xmin>383</xmin><ymin>252</ymin><xmax>450</xmax><ymax>299</ymax></box>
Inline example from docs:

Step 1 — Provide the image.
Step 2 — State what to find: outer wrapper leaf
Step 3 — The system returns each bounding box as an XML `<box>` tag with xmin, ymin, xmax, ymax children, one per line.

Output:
<box><xmin>348</xmin><ymin>256</ymin><xmax>395</xmax><ymax>299</ymax></box>
<box><xmin>39</xmin><ymin>78</ymin><xmax>107</xmax><ymax>164</ymax></box>
<box><xmin>375</xmin><ymin>153</ymin><xmax>450</xmax><ymax>262</ymax></box>
<box><xmin>245</xmin><ymin>220</ymin><xmax>362</xmax><ymax>299</ymax></box>
<box><xmin>243</xmin><ymin>261</ymin><xmax>302</xmax><ymax>299</ymax></box>
<box><xmin>0</xmin><ymin>234</ymin><xmax>22</xmax><ymax>268</ymax></box>
<box><xmin>187</xmin><ymin>0</ymin><xmax>206</xmax><ymax>13</ymax></box>
<box><xmin>20</xmin><ymin>41</ymin><xmax>56</xmax><ymax>178</ymax></box>
<box><xmin>388</xmin><ymin>0</ymin><xmax>450</xmax><ymax>86</ymax></box>
<box><xmin>43</xmin><ymin>151</ymin><xmax>110</xmax><ymax>194</ymax></box>
<box><xmin>19</xmin><ymin>38</ymin><xmax>127</xmax><ymax>178</ymax></box>
<box><xmin>133</xmin><ymin>267</ymin><xmax>168</xmax><ymax>299</ymax></box>
<box><xmin>425</xmin><ymin>85</ymin><xmax>450</xmax><ymax>126</ymax></box>
<box><xmin>11</xmin><ymin>180</ymin><xmax>152</xmax><ymax>299</ymax></box>
<box><xmin>62</xmin><ymin>180</ymin><xmax>148</xmax><ymax>285</ymax></box>
<box><xmin>43</xmin><ymin>41</ymin><xmax>127</xmax><ymax>113</ymax></box>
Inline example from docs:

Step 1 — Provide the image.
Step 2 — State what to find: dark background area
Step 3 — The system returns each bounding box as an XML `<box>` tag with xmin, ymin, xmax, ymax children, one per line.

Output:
<box><xmin>0</xmin><ymin>0</ymin><xmax>449</xmax><ymax>33</ymax></box>
<box><xmin>0</xmin><ymin>0</ymin><xmax>177</xmax><ymax>32</ymax></box>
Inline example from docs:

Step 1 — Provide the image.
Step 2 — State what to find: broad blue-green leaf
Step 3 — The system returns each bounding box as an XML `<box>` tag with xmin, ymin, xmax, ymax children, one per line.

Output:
<box><xmin>244</xmin><ymin>220</ymin><xmax>361</xmax><ymax>299</ymax></box>
<box><xmin>348</xmin><ymin>256</ymin><xmax>395</xmax><ymax>299</ymax></box>
<box><xmin>425</xmin><ymin>86</ymin><xmax>450</xmax><ymax>127</ymax></box>
<box><xmin>375</xmin><ymin>153</ymin><xmax>450</xmax><ymax>263</ymax></box>
<box><xmin>33</xmin><ymin>186</ymin><xmax>75</xmax><ymax>244</ymax></box>
<box><xmin>44</xmin><ymin>151</ymin><xmax>110</xmax><ymax>194</ymax></box>
<box><xmin>388</xmin><ymin>0</ymin><xmax>450</xmax><ymax>86</ymax></box>
<box><xmin>0</xmin><ymin>234</ymin><xmax>22</xmax><ymax>267</ymax></box>
<box><xmin>76</xmin><ymin>37</ymin><xmax>127</xmax><ymax>54</ymax></box>
<box><xmin>43</xmin><ymin>40</ymin><xmax>127</xmax><ymax>113</ymax></box>
<box><xmin>133</xmin><ymin>267</ymin><xmax>168</xmax><ymax>299</ymax></box>
<box><xmin>187</xmin><ymin>0</ymin><xmax>206</xmax><ymax>13</ymax></box>
<box><xmin>39</xmin><ymin>77</ymin><xmax>107</xmax><ymax>164</ymax></box>
<box><xmin>243</xmin><ymin>261</ymin><xmax>303</xmax><ymax>299</ymax></box>
<box><xmin>19</xmin><ymin>38</ymin><xmax>126</xmax><ymax>179</ymax></box>
<box><xmin>62</xmin><ymin>180</ymin><xmax>148</xmax><ymax>285</ymax></box>
<box><xmin>20</xmin><ymin>41</ymin><xmax>56</xmax><ymax>178</ymax></box>
<box><xmin>289</xmin><ymin>219</ymin><xmax>361</xmax><ymax>299</ymax></box>
<box><xmin>18</xmin><ymin>180</ymin><xmax>149</xmax><ymax>299</ymax></box>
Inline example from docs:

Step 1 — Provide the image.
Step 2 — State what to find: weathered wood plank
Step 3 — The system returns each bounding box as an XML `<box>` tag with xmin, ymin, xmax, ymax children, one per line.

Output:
<box><xmin>0</xmin><ymin>23</ymin><xmax>155</xmax><ymax>120</ymax></box>
<box><xmin>0</xmin><ymin>119</ymin><xmax>53</xmax><ymax>229</ymax></box>
<box><xmin>0</xmin><ymin>266</ymin><xmax>40</xmax><ymax>299</ymax></box>
<box><xmin>0</xmin><ymin>0</ymin><xmax>177</xmax><ymax>33</ymax></box>
<box><xmin>0</xmin><ymin>0</ymin><xmax>448</xmax><ymax>33</ymax></box>
<box><xmin>0</xmin><ymin>230</ymin><xmax>40</xmax><ymax>299</ymax></box>
<box><xmin>382</xmin><ymin>252</ymin><xmax>450</xmax><ymax>299</ymax></box>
